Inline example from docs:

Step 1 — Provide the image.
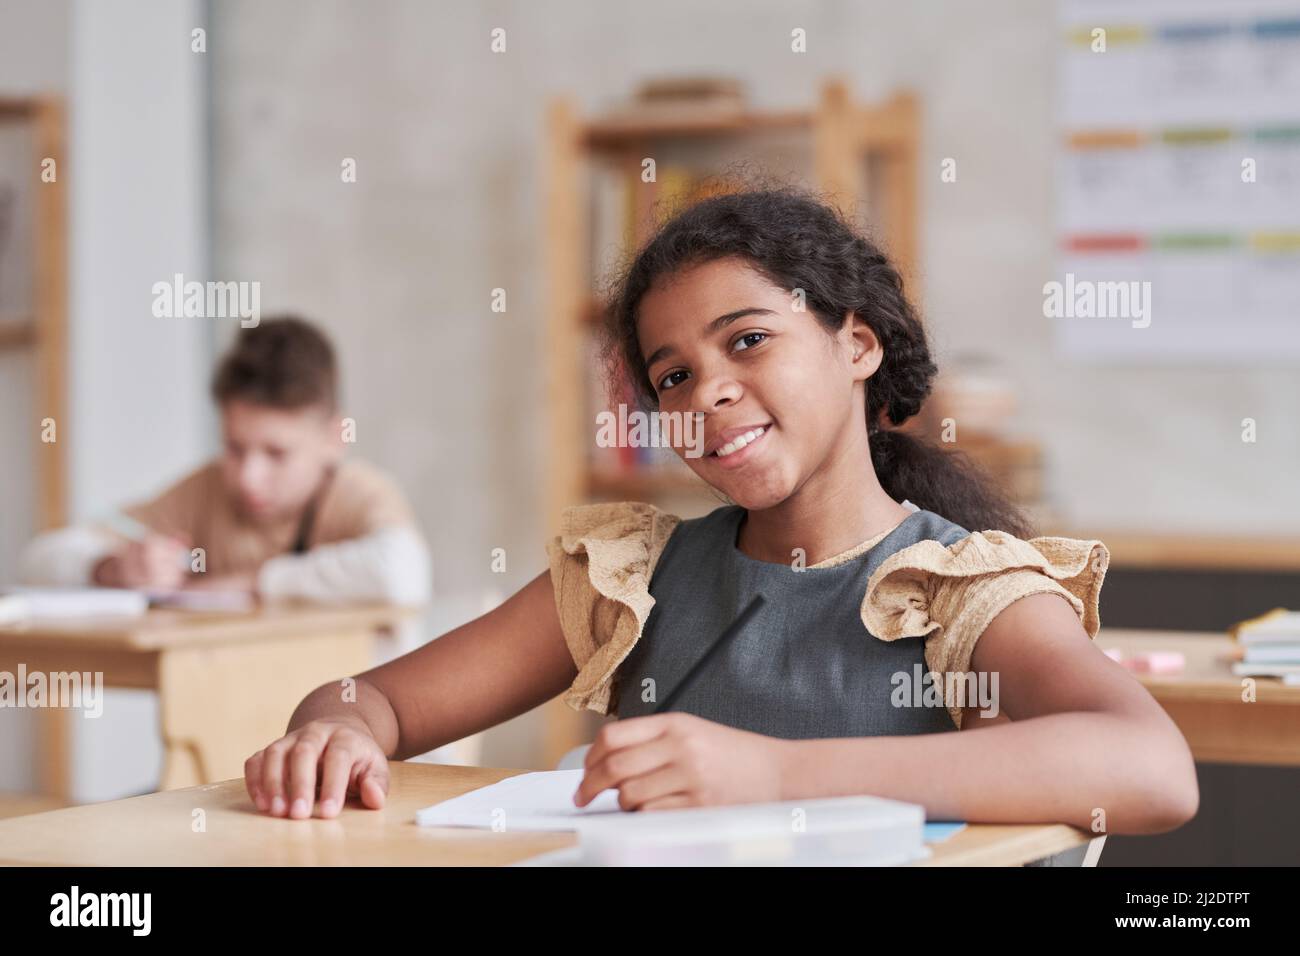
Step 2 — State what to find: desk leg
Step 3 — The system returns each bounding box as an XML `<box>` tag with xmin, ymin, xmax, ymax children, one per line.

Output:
<box><xmin>156</xmin><ymin>629</ymin><xmax>374</xmax><ymax>790</ymax></box>
<box><xmin>35</xmin><ymin>709</ymin><xmax>73</xmax><ymax>801</ymax></box>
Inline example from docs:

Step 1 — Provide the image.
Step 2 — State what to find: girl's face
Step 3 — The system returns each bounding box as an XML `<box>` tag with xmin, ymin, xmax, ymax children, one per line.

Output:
<box><xmin>637</xmin><ymin>257</ymin><xmax>882</xmax><ymax>510</ymax></box>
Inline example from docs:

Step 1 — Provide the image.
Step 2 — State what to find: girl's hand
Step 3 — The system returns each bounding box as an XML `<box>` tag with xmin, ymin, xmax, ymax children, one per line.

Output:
<box><xmin>573</xmin><ymin>713</ymin><xmax>787</xmax><ymax>811</ymax></box>
<box><xmin>244</xmin><ymin>717</ymin><xmax>390</xmax><ymax>820</ymax></box>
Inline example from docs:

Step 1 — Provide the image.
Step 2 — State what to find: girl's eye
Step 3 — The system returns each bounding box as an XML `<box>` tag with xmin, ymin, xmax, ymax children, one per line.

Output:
<box><xmin>733</xmin><ymin>331</ymin><xmax>768</xmax><ymax>352</ymax></box>
<box><xmin>658</xmin><ymin>369</ymin><xmax>689</xmax><ymax>391</ymax></box>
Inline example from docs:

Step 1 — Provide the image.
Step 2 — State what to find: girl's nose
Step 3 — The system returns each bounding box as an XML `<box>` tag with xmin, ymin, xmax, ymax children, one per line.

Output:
<box><xmin>691</xmin><ymin>365</ymin><xmax>742</xmax><ymax>412</ymax></box>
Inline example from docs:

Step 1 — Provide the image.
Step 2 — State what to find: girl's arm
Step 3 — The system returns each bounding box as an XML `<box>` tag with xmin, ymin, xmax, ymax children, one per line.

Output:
<box><xmin>576</xmin><ymin>592</ymin><xmax>1199</xmax><ymax>835</ymax></box>
<box><xmin>244</xmin><ymin>569</ymin><xmax>577</xmax><ymax>819</ymax></box>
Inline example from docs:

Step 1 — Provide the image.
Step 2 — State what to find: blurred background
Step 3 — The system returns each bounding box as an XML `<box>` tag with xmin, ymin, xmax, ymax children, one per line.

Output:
<box><xmin>0</xmin><ymin>0</ymin><xmax>1297</xmax><ymax>865</ymax></box>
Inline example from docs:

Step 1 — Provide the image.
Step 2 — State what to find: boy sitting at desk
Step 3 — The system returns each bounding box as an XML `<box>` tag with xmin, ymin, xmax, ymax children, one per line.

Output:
<box><xmin>20</xmin><ymin>316</ymin><xmax>432</xmax><ymax>607</ymax></box>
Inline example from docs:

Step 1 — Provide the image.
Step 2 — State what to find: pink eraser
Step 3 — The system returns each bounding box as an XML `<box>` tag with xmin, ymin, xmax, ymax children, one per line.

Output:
<box><xmin>1102</xmin><ymin>648</ymin><xmax>1124</xmax><ymax>664</ymax></box>
<box><xmin>1128</xmin><ymin>651</ymin><xmax>1185</xmax><ymax>675</ymax></box>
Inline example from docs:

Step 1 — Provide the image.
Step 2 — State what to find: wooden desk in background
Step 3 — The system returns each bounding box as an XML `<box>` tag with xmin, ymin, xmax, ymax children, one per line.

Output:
<box><xmin>1098</xmin><ymin>628</ymin><xmax>1300</xmax><ymax>767</ymax></box>
<box><xmin>0</xmin><ymin>604</ymin><xmax>409</xmax><ymax>797</ymax></box>
<box><xmin>0</xmin><ymin>762</ymin><xmax>1090</xmax><ymax>867</ymax></box>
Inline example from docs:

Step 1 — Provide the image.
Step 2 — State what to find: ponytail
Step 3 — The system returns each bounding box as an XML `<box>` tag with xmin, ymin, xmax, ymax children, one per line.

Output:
<box><xmin>869</xmin><ymin>429</ymin><xmax>1034</xmax><ymax>537</ymax></box>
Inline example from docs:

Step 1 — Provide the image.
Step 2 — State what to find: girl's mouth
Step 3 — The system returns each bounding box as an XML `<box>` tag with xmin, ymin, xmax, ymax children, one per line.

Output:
<box><xmin>707</xmin><ymin>424</ymin><xmax>771</xmax><ymax>469</ymax></box>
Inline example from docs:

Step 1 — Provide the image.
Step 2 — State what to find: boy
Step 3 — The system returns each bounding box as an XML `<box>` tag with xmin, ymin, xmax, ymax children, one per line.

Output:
<box><xmin>21</xmin><ymin>316</ymin><xmax>431</xmax><ymax>606</ymax></box>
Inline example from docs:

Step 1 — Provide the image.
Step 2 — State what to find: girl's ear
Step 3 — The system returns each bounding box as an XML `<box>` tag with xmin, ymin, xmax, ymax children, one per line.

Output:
<box><xmin>845</xmin><ymin>311</ymin><xmax>884</xmax><ymax>379</ymax></box>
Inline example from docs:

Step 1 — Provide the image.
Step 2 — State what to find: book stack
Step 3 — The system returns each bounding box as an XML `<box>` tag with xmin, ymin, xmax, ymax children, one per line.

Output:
<box><xmin>1230</xmin><ymin>608</ymin><xmax>1300</xmax><ymax>685</ymax></box>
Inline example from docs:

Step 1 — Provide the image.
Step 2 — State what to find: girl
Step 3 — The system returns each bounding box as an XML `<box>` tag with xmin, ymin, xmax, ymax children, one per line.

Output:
<box><xmin>244</xmin><ymin>188</ymin><xmax>1198</xmax><ymax>834</ymax></box>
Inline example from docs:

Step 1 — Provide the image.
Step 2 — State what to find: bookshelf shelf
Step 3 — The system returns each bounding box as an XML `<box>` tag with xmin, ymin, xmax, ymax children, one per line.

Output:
<box><xmin>582</xmin><ymin>109</ymin><xmax>812</xmax><ymax>149</ymax></box>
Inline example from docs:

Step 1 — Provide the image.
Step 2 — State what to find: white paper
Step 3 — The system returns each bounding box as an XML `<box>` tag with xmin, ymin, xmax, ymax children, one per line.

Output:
<box><xmin>415</xmin><ymin>769</ymin><xmax>623</xmax><ymax>831</ymax></box>
<box><xmin>1</xmin><ymin>588</ymin><xmax>149</xmax><ymax>622</ymax></box>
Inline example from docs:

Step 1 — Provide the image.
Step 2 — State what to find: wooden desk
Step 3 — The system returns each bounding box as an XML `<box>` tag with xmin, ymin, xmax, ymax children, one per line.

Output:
<box><xmin>0</xmin><ymin>761</ymin><xmax>1088</xmax><ymax>866</ymax></box>
<box><xmin>0</xmin><ymin>604</ymin><xmax>407</xmax><ymax>796</ymax></box>
<box><xmin>1098</xmin><ymin>628</ymin><xmax>1300</xmax><ymax>766</ymax></box>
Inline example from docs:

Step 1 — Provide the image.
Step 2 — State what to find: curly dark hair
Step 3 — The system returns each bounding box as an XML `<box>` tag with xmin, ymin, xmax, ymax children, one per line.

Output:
<box><xmin>601</xmin><ymin>185</ymin><xmax>1032</xmax><ymax>537</ymax></box>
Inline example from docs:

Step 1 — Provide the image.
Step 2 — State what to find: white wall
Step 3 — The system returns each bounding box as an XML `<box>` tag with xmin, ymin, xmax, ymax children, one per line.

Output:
<box><xmin>66</xmin><ymin>0</ymin><xmax>212</xmax><ymax>802</ymax></box>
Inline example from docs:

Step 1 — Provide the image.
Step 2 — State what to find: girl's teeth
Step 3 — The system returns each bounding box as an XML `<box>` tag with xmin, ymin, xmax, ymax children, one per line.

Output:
<box><xmin>715</xmin><ymin>426</ymin><xmax>765</xmax><ymax>458</ymax></box>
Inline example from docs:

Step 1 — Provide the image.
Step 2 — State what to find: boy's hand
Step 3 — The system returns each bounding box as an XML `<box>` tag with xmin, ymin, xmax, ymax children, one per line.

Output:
<box><xmin>573</xmin><ymin>712</ymin><xmax>788</xmax><ymax>811</ymax></box>
<box><xmin>93</xmin><ymin>534</ymin><xmax>189</xmax><ymax>590</ymax></box>
<box><xmin>244</xmin><ymin>717</ymin><xmax>390</xmax><ymax>820</ymax></box>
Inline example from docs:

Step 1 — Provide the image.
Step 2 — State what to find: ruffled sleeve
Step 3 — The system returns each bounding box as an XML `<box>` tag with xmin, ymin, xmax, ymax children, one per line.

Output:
<box><xmin>860</xmin><ymin>530</ymin><xmax>1110</xmax><ymax>729</ymax></box>
<box><xmin>545</xmin><ymin>501</ymin><xmax>682</xmax><ymax>714</ymax></box>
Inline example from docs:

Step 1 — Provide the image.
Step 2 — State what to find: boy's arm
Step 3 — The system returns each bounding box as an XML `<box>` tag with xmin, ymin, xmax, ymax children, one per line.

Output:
<box><xmin>19</xmin><ymin>467</ymin><xmax>203</xmax><ymax>589</ymax></box>
<box><xmin>18</xmin><ymin>525</ymin><xmax>122</xmax><ymax>587</ymax></box>
<box><xmin>253</xmin><ymin>525</ymin><xmax>432</xmax><ymax>606</ymax></box>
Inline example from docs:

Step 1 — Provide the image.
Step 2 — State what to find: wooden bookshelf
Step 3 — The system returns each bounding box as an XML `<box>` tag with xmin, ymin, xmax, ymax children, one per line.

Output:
<box><xmin>539</xmin><ymin>77</ymin><xmax>921</xmax><ymax>767</ymax></box>
<box><xmin>0</xmin><ymin>97</ymin><xmax>66</xmax><ymax>532</ymax></box>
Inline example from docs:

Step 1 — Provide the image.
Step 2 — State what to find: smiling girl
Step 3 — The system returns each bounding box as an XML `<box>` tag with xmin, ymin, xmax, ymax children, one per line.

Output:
<box><xmin>244</xmin><ymin>188</ymin><xmax>1198</xmax><ymax>834</ymax></box>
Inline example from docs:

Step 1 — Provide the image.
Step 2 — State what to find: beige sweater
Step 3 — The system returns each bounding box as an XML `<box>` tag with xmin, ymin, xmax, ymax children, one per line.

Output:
<box><xmin>546</xmin><ymin>501</ymin><xmax>1110</xmax><ymax>729</ymax></box>
<box><xmin>20</xmin><ymin>458</ymin><xmax>432</xmax><ymax>606</ymax></box>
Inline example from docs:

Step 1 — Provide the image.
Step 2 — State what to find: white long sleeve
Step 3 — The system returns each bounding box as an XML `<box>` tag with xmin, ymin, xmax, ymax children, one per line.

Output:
<box><xmin>256</xmin><ymin>525</ymin><xmax>433</xmax><ymax>607</ymax></box>
<box><xmin>18</xmin><ymin>525</ymin><xmax>121</xmax><ymax>588</ymax></box>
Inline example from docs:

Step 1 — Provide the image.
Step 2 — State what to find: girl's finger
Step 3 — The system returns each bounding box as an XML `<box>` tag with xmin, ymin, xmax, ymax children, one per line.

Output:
<box><xmin>613</xmin><ymin>764</ymin><xmax>690</xmax><ymax>811</ymax></box>
<box><xmin>583</xmin><ymin>714</ymin><xmax>675</xmax><ymax>770</ymax></box>
<box><xmin>285</xmin><ymin>737</ymin><xmax>323</xmax><ymax>819</ymax></box>
<box><xmin>261</xmin><ymin>740</ymin><xmax>291</xmax><ymax>816</ymax></box>
<box><xmin>575</xmin><ymin>735</ymin><xmax>677</xmax><ymax>806</ymax></box>
<box><xmin>316</xmin><ymin>741</ymin><xmax>354</xmax><ymax>818</ymax></box>
<box><xmin>639</xmin><ymin>793</ymin><xmax>695</xmax><ymax>812</ymax></box>
<box><xmin>243</xmin><ymin>751</ymin><xmax>267</xmax><ymax>812</ymax></box>
<box><xmin>356</xmin><ymin>758</ymin><xmax>389</xmax><ymax>809</ymax></box>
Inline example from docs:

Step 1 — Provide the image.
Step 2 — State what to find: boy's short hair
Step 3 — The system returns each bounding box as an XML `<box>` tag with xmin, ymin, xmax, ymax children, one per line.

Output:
<box><xmin>211</xmin><ymin>315</ymin><xmax>338</xmax><ymax>412</ymax></box>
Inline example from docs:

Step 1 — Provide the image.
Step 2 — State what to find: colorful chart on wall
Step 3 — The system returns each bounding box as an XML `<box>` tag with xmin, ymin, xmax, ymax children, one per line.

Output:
<box><xmin>1055</xmin><ymin>0</ymin><xmax>1300</xmax><ymax>362</ymax></box>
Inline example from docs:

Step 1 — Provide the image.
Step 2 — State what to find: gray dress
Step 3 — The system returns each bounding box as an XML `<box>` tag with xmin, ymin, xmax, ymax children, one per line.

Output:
<box><xmin>615</xmin><ymin>503</ymin><xmax>972</xmax><ymax>739</ymax></box>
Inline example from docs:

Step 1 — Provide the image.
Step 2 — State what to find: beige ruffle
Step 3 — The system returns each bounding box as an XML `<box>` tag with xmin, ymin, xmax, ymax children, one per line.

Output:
<box><xmin>545</xmin><ymin>501</ymin><xmax>681</xmax><ymax>714</ymax></box>
<box><xmin>548</xmin><ymin>502</ymin><xmax>1110</xmax><ymax>730</ymax></box>
<box><xmin>860</xmin><ymin>531</ymin><xmax>1110</xmax><ymax>728</ymax></box>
